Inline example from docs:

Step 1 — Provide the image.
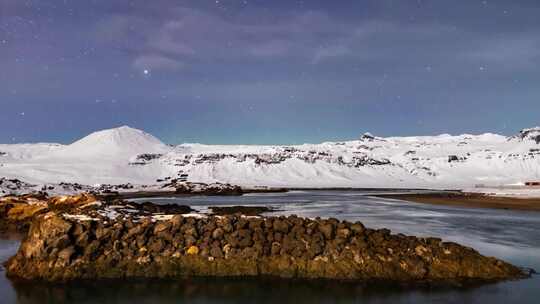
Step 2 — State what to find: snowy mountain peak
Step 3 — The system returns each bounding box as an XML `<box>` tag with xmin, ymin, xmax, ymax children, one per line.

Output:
<box><xmin>74</xmin><ymin>126</ymin><xmax>158</xmax><ymax>143</ymax></box>
<box><xmin>360</xmin><ymin>132</ymin><xmax>377</xmax><ymax>141</ymax></box>
<box><xmin>511</xmin><ymin>127</ymin><xmax>540</xmax><ymax>144</ymax></box>
<box><xmin>52</xmin><ymin>126</ymin><xmax>171</xmax><ymax>159</ymax></box>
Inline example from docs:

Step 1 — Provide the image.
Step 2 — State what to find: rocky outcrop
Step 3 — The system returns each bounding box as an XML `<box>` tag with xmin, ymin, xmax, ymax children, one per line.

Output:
<box><xmin>0</xmin><ymin>193</ymin><xmax>99</xmax><ymax>233</ymax></box>
<box><xmin>5</xmin><ymin>211</ymin><xmax>526</xmax><ymax>285</ymax></box>
<box><xmin>172</xmin><ymin>182</ymin><xmax>243</xmax><ymax>196</ymax></box>
<box><xmin>209</xmin><ymin>206</ymin><xmax>275</xmax><ymax>216</ymax></box>
<box><xmin>0</xmin><ymin>178</ymin><xmax>37</xmax><ymax>196</ymax></box>
<box><xmin>511</xmin><ymin>127</ymin><xmax>540</xmax><ymax>144</ymax></box>
<box><xmin>129</xmin><ymin>153</ymin><xmax>164</xmax><ymax>166</ymax></box>
<box><xmin>169</xmin><ymin>148</ymin><xmax>393</xmax><ymax>170</ymax></box>
<box><xmin>0</xmin><ymin>193</ymin><xmax>198</xmax><ymax>234</ymax></box>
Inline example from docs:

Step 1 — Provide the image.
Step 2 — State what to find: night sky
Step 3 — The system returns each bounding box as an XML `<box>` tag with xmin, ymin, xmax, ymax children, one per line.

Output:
<box><xmin>1</xmin><ymin>0</ymin><xmax>539</xmax><ymax>144</ymax></box>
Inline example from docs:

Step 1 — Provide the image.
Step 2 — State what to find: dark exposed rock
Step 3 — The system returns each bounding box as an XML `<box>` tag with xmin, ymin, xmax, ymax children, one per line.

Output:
<box><xmin>212</xmin><ymin>228</ymin><xmax>224</xmax><ymax>239</ymax></box>
<box><xmin>138</xmin><ymin>202</ymin><xmax>194</xmax><ymax>214</ymax></box>
<box><xmin>154</xmin><ymin>221</ymin><xmax>171</xmax><ymax>234</ymax></box>
<box><xmin>273</xmin><ymin>219</ymin><xmax>289</xmax><ymax>234</ymax></box>
<box><xmin>170</xmin><ymin>145</ymin><xmax>394</xmax><ymax>170</ymax></box>
<box><xmin>210</xmin><ymin>206</ymin><xmax>276</xmax><ymax>216</ymax></box>
<box><xmin>511</xmin><ymin>127</ymin><xmax>540</xmax><ymax>144</ymax></box>
<box><xmin>318</xmin><ymin>222</ymin><xmax>334</xmax><ymax>240</ymax></box>
<box><xmin>350</xmin><ymin>222</ymin><xmax>365</xmax><ymax>234</ymax></box>
<box><xmin>129</xmin><ymin>153</ymin><xmax>163</xmax><ymax>166</ymax></box>
<box><xmin>210</xmin><ymin>245</ymin><xmax>224</xmax><ymax>258</ymax></box>
<box><xmin>171</xmin><ymin>182</ymin><xmax>243</xmax><ymax>196</ymax></box>
<box><xmin>5</xmin><ymin>212</ymin><xmax>527</xmax><ymax>285</ymax></box>
<box><xmin>56</xmin><ymin>246</ymin><xmax>75</xmax><ymax>267</ymax></box>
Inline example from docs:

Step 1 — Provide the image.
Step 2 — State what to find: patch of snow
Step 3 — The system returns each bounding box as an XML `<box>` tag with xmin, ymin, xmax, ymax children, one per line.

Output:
<box><xmin>180</xmin><ymin>213</ymin><xmax>207</xmax><ymax>218</ymax></box>
<box><xmin>79</xmin><ymin>201</ymin><xmax>103</xmax><ymax>209</ymax></box>
<box><xmin>152</xmin><ymin>214</ymin><xmax>175</xmax><ymax>221</ymax></box>
<box><xmin>63</xmin><ymin>214</ymin><xmax>98</xmax><ymax>221</ymax></box>
<box><xmin>97</xmin><ymin>208</ymin><xmax>122</xmax><ymax>219</ymax></box>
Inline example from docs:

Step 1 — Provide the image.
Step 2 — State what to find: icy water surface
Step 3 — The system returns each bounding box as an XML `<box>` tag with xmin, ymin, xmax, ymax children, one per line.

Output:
<box><xmin>1</xmin><ymin>190</ymin><xmax>539</xmax><ymax>303</ymax></box>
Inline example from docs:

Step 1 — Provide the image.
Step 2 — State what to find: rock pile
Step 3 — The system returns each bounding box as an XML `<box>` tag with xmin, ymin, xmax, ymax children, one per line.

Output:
<box><xmin>5</xmin><ymin>211</ymin><xmax>525</xmax><ymax>284</ymax></box>
<box><xmin>0</xmin><ymin>193</ymin><xmax>197</xmax><ymax>234</ymax></box>
<box><xmin>0</xmin><ymin>193</ymin><xmax>98</xmax><ymax>233</ymax></box>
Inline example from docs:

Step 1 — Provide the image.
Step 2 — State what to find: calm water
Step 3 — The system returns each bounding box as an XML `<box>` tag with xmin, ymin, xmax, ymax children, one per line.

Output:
<box><xmin>1</xmin><ymin>191</ymin><xmax>539</xmax><ymax>303</ymax></box>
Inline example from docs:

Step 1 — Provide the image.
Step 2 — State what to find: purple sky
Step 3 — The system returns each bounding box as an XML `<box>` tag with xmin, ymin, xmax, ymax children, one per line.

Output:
<box><xmin>1</xmin><ymin>0</ymin><xmax>539</xmax><ymax>144</ymax></box>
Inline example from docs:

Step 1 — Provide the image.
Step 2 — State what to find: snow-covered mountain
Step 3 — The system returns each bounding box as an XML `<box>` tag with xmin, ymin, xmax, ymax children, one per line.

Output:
<box><xmin>47</xmin><ymin>125</ymin><xmax>171</xmax><ymax>160</ymax></box>
<box><xmin>1</xmin><ymin>126</ymin><xmax>539</xmax><ymax>189</ymax></box>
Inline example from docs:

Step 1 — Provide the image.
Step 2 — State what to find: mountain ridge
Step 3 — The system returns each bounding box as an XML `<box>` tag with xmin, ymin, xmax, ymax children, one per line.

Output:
<box><xmin>1</xmin><ymin>125</ymin><xmax>539</xmax><ymax>188</ymax></box>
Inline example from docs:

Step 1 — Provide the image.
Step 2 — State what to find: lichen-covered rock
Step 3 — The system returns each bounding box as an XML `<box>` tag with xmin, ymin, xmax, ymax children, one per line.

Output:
<box><xmin>5</xmin><ymin>213</ymin><xmax>527</xmax><ymax>285</ymax></box>
<box><xmin>0</xmin><ymin>193</ymin><xmax>198</xmax><ymax>235</ymax></box>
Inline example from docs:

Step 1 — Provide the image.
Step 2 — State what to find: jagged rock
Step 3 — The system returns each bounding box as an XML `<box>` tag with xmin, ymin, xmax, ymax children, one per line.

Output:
<box><xmin>337</xmin><ymin>228</ymin><xmax>351</xmax><ymax>239</ymax></box>
<box><xmin>56</xmin><ymin>246</ymin><xmax>75</xmax><ymax>267</ymax></box>
<box><xmin>350</xmin><ymin>222</ymin><xmax>365</xmax><ymax>234</ymax></box>
<box><xmin>210</xmin><ymin>245</ymin><xmax>224</xmax><ymax>258</ymax></box>
<box><xmin>212</xmin><ymin>228</ymin><xmax>224</xmax><ymax>239</ymax></box>
<box><xmin>153</xmin><ymin>221</ymin><xmax>171</xmax><ymax>234</ymax></box>
<box><xmin>318</xmin><ymin>222</ymin><xmax>334</xmax><ymax>240</ymax></box>
<box><xmin>512</xmin><ymin>127</ymin><xmax>540</xmax><ymax>144</ymax></box>
<box><xmin>5</xmin><ymin>212</ymin><xmax>527</xmax><ymax>285</ymax></box>
<box><xmin>273</xmin><ymin>219</ymin><xmax>289</xmax><ymax>233</ymax></box>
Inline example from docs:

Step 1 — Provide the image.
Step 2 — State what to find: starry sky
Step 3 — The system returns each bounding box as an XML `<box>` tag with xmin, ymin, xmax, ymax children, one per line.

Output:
<box><xmin>1</xmin><ymin>0</ymin><xmax>539</xmax><ymax>145</ymax></box>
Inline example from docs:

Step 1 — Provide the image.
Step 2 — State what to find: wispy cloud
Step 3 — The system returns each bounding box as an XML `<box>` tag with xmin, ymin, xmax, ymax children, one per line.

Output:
<box><xmin>312</xmin><ymin>45</ymin><xmax>351</xmax><ymax>64</ymax></box>
<box><xmin>94</xmin><ymin>7</ymin><xmax>355</xmax><ymax>70</ymax></box>
<box><xmin>132</xmin><ymin>54</ymin><xmax>184</xmax><ymax>71</ymax></box>
<box><xmin>466</xmin><ymin>36</ymin><xmax>540</xmax><ymax>67</ymax></box>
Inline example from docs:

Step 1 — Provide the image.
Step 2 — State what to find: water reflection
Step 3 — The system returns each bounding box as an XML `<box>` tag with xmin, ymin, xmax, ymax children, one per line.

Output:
<box><xmin>1</xmin><ymin>191</ymin><xmax>539</xmax><ymax>303</ymax></box>
<box><xmin>7</xmin><ymin>276</ymin><xmax>538</xmax><ymax>304</ymax></box>
<box><xmin>132</xmin><ymin>191</ymin><xmax>540</xmax><ymax>269</ymax></box>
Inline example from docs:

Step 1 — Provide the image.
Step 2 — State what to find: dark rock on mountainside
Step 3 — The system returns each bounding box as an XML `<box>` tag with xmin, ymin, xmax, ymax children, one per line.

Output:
<box><xmin>170</xmin><ymin>145</ymin><xmax>394</xmax><ymax>170</ymax></box>
<box><xmin>512</xmin><ymin>127</ymin><xmax>540</xmax><ymax>144</ymax></box>
<box><xmin>129</xmin><ymin>153</ymin><xmax>164</xmax><ymax>166</ymax></box>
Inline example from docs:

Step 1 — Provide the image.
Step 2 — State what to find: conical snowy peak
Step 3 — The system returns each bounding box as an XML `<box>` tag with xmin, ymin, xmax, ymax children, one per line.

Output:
<box><xmin>52</xmin><ymin>126</ymin><xmax>171</xmax><ymax>159</ymax></box>
<box><xmin>71</xmin><ymin>126</ymin><xmax>163</xmax><ymax>147</ymax></box>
